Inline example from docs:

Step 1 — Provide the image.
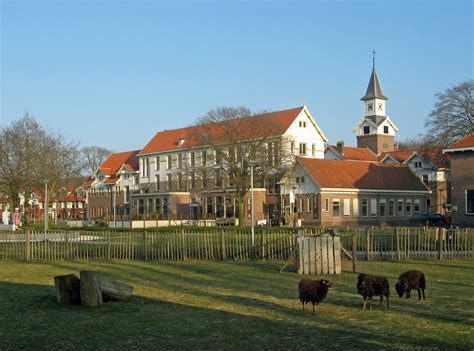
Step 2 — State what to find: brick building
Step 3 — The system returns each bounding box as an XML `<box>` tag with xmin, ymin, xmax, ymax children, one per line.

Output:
<box><xmin>281</xmin><ymin>157</ymin><xmax>430</xmax><ymax>227</ymax></box>
<box><xmin>443</xmin><ymin>134</ymin><xmax>474</xmax><ymax>227</ymax></box>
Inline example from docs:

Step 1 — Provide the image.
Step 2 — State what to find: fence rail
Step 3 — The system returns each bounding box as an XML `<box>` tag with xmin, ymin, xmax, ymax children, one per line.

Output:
<box><xmin>0</xmin><ymin>227</ymin><xmax>472</xmax><ymax>262</ymax></box>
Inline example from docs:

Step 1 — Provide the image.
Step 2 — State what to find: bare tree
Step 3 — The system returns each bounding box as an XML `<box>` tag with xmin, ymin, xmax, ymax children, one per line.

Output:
<box><xmin>425</xmin><ymin>80</ymin><xmax>473</xmax><ymax>146</ymax></box>
<box><xmin>0</xmin><ymin>114</ymin><xmax>81</xmax><ymax>224</ymax></box>
<box><xmin>186</xmin><ymin>106</ymin><xmax>294</xmax><ymax>226</ymax></box>
<box><xmin>80</xmin><ymin>146</ymin><xmax>113</xmax><ymax>176</ymax></box>
<box><xmin>397</xmin><ymin>136</ymin><xmax>428</xmax><ymax>151</ymax></box>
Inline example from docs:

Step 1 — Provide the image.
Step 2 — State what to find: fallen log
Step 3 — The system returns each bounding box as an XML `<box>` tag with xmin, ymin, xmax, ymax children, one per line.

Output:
<box><xmin>80</xmin><ymin>271</ymin><xmax>103</xmax><ymax>307</ymax></box>
<box><xmin>54</xmin><ymin>274</ymin><xmax>81</xmax><ymax>305</ymax></box>
<box><xmin>101</xmin><ymin>276</ymin><xmax>134</xmax><ymax>301</ymax></box>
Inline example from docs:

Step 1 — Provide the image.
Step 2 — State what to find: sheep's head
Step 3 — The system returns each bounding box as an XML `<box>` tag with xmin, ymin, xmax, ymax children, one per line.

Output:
<box><xmin>321</xmin><ymin>280</ymin><xmax>334</xmax><ymax>289</ymax></box>
<box><xmin>395</xmin><ymin>281</ymin><xmax>404</xmax><ymax>297</ymax></box>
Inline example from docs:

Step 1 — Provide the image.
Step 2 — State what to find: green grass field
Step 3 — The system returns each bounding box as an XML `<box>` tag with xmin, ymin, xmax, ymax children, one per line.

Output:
<box><xmin>0</xmin><ymin>259</ymin><xmax>473</xmax><ymax>350</ymax></box>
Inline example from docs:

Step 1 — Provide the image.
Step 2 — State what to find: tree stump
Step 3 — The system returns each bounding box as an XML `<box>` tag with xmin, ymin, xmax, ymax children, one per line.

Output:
<box><xmin>101</xmin><ymin>276</ymin><xmax>134</xmax><ymax>301</ymax></box>
<box><xmin>80</xmin><ymin>271</ymin><xmax>103</xmax><ymax>307</ymax></box>
<box><xmin>54</xmin><ymin>274</ymin><xmax>81</xmax><ymax>305</ymax></box>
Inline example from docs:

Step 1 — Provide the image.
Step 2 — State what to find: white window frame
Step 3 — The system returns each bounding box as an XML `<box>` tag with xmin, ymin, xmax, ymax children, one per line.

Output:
<box><xmin>370</xmin><ymin>198</ymin><xmax>377</xmax><ymax>217</ymax></box>
<box><xmin>352</xmin><ymin>198</ymin><xmax>359</xmax><ymax>217</ymax></box>
<box><xmin>332</xmin><ymin>199</ymin><xmax>340</xmax><ymax>217</ymax></box>
<box><xmin>343</xmin><ymin>199</ymin><xmax>350</xmax><ymax>216</ymax></box>
<box><xmin>397</xmin><ymin>199</ymin><xmax>404</xmax><ymax>217</ymax></box>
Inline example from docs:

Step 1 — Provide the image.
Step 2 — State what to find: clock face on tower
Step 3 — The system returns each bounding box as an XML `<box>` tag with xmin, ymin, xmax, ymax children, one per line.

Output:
<box><xmin>368</xmin><ymin>103</ymin><xmax>374</xmax><ymax>111</ymax></box>
<box><xmin>378</xmin><ymin>103</ymin><xmax>383</xmax><ymax>111</ymax></box>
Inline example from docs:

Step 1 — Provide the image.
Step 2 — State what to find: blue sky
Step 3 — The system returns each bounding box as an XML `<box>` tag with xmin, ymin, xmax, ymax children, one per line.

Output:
<box><xmin>1</xmin><ymin>0</ymin><xmax>472</xmax><ymax>151</ymax></box>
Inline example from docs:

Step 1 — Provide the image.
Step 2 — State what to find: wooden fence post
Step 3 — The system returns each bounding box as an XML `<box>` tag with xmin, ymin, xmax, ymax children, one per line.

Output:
<box><xmin>182</xmin><ymin>229</ymin><xmax>186</xmax><ymax>261</ymax></box>
<box><xmin>395</xmin><ymin>227</ymin><xmax>400</xmax><ymax>261</ymax></box>
<box><xmin>25</xmin><ymin>229</ymin><xmax>30</xmax><ymax>262</ymax></box>
<box><xmin>365</xmin><ymin>228</ymin><xmax>370</xmax><ymax>261</ymax></box>
<box><xmin>261</xmin><ymin>230</ymin><xmax>266</xmax><ymax>260</ymax></box>
<box><xmin>107</xmin><ymin>231</ymin><xmax>111</xmax><ymax>261</ymax></box>
<box><xmin>144</xmin><ymin>231</ymin><xmax>148</xmax><ymax>260</ymax></box>
<box><xmin>351</xmin><ymin>233</ymin><xmax>357</xmax><ymax>273</ymax></box>
<box><xmin>438</xmin><ymin>227</ymin><xmax>445</xmax><ymax>260</ymax></box>
<box><xmin>220</xmin><ymin>229</ymin><xmax>226</xmax><ymax>260</ymax></box>
<box><xmin>65</xmin><ymin>231</ymin><xmax>69</xmax><ymax>260</ymax></box>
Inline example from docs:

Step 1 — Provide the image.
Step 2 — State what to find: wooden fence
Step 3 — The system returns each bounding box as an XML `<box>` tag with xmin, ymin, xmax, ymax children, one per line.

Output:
<box><xmin>339</xmin><ymin>227</ymin><xmax>474</xmax><ymax>261</ymax></box>
<box><xmin>297</xmin><ymin>234</ymin><xmax>342</xmax><ymax>275</ymax></box>
<box><xmin>0</xmin><ymin>227</ymin><xmax>472</xmax><ymax>262</ymax></box>
<box><xmin>0</xmin><ymin>229</ymin><xmax>297</xmax><ymax>261</ymax></box>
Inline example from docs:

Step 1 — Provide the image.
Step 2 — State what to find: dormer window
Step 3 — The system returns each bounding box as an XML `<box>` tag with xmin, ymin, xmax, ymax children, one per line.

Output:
<box><xmin>363</xmin><ymin>126</ymin><xmax>370</xmax><ymax>135</ymax></box>
<box><xmin>178</xmin><ymin>138</ymin><xmax>185</xmax><ymax>146</ymax></box>
<box><xmin>384</xmin><ymin>126</ymin><xmax>389</xmax><ymax>134</ymax></box>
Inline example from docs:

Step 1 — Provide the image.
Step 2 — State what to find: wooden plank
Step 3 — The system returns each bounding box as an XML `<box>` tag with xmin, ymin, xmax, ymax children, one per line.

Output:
<box><xmin>334</xmin><ymin>235</ymin><xmax>341</xmax><ymax>274</ymax></box>
<box><xmin>321</xmin><ymin>235</ymin><xmax>329</xmax><ymax>275</ymax></box>
<box><xmin>315</xmin><ymin>236</ymin><xmax>322</xmax><ymax>275</ymax></box>
<box><xmin>309</xmin><ymin>237</ymin><xmax>316</xmax><ymax>275</ymax></box>
<box><xmin>297</xmin><ymin>235</ymin><xmax>303</xmax><ymax>274</ymax></box>
<box><xmin>303</xmin><ymin>237</ymin><xmax>310</xmax><ymax>275</ymax></box>
<box><xmin>328</xmin><ymin>236</ymin><xmax>335</xmax><ymax>275</ymax></box>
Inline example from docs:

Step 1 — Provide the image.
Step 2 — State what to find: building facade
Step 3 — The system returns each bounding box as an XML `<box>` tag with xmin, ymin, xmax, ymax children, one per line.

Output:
<box><xmin>443</xmin><ymin>134</ymin><xmax>474</xmax><ymax>227</ymax></box>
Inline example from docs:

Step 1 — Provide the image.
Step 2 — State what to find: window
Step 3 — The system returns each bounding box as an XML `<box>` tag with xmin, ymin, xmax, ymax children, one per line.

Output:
<box><xmin>190</xmin><ymin>153</ymin><xmax>195</xmax><ymax>167</ymax></box>
<box><xmin>370</xmin><ymin>198</ymin><xmax>377</xmax><ymax>217</ymax></box>
<box><xmin>300</xmin><ymin>176</ymin><xmax>305</xmax><ymax>183</ymax></box>
<box><xmin>313</xmin><ymin>195</ymin><xmax>319</xmax><ymax>219</ymax></box>
<box><xmin>332</xmin><ymin>199</ymin><xmax>340</xmax><ymax>217</ymax></box>
<box><xmin>353</xmin><ymin>199</ymin><xmax>359</xmax><ymax>217</ymax></box>
<box><xmin>201</xmin><ymin>151</ymin><xmax>207</xmax><ymax>166</ymax></box>
<box><xmin>363</xmin><ymin>126</ymin><xmax>370</xmax><ymax>135</ymax></box>
<box><xmin>155</xmin><ymin>198</ymin><xmax>161</xmax><ymax>214</ymax></box>
<box><xmin>299</xmin><ymin>121</ymin><xmax>306</xmax><ymax>128</ymax></box>
<box><xmin>325</xmin><ymin>198</ymin><xmax>329</xmax><ymax>212</ymax></box>
<box><xmin>307</xmin><ymin>198</ymin><xmax>312</xmax><ymax>212</ymax></box>
<box><xmin>167</xmin><ymin>174</ymin><xmax>172</xmax><ymax>190</ymax></box>
<box><xmin>466</xmin><ymin>190</ymin><xmax>474</xmax><ymax>214</ymax></box>
<box><xmin>422</xmin><ymin>175</ymin><xmax>429</xmax><ymax>184</ymax></box>
<box><xmin>405</xmin><ymin>200</ymin><xmax>412</xmax><ymax>216</ymax></box>
<box><xmin>414</xmin><ymin>162</ymin><xmax>422</xmax><ymax>168</ymax></box>
<box><xmin>155</xmin><ymin>175</ymin><xmax>160</xmax><ymax>191</ymax></box>
<box><xmin>361</xmin><ymin>199</ymin><xmax>368</xmax><ymax>217</ymax></box>
<box><xmin>379</xmin><ymin>199</ymin><xmax>386</xmax><ymax>217</ymax></box>
<box><xmin>147</xmin><ymin>199</ymin><xmax>153</xmax><ymax>214</ymax></box>
<box><xmin>414</xmin><ymin>199</ymin><xmax>421</xmax><ymax>213</ymax></box>
<box><xmin>178</xmin><ymin>154</ymin><xmax>183</xmax><ymax>169</ymax></box>
<box><xmin>155</xmin><ymin>156</ymin><xmax>160</xmax><ymax>171</ymax></box>
<box><xmin>167</xmin><ymin>155</ymin><xmax>172</xmax><ymax>169</ymax></box>
<box><xmin>389</xmin><ymin>199</ymin><xmax>395</xmax><ymax>216</ymax></box>
<box><xmin>383</xmin><ymin>126</ymin><xmax>389</xmax><ymax>134</ymax></box>
<box><xmin>162</xmin><ymin>198</ymin><xmax>168</xmax><ymax>219</ymax></box>
<box><xmin>190</xmin><ymin>173</ymin><xmax>196</xmax><ymax>189</ymax></box>
<box><xmin>299</xmin><ymin>143</ymin><xmax>307</xmax><ymax>155</ymax></box>
<box><xmin>397</xmin><ymin>200</ymin><xmax>404</xmax><ymax>216</ymax></box>
<box><xmin>312</xmin><ymin>144</ymin><xmax>316</xmax><ymax>157</ymax></box>
<box><xmin>138</xmin><ymin>199</ymin><xmax>144</xmax><ymax>214</ymax></box>
<box><xmin>207</xmin><ymin>197</ymin><xmax>213</xmax><ymax>215</ymax></box>
<box><xmin>343</xmin><ymin>199</ymin><xmax>350</xmax><ymax>216</ymax></box>
<box><xmin>300</xmin><ymin>198</ymin><xmax>304</xmax><ymax>212</ymax></box>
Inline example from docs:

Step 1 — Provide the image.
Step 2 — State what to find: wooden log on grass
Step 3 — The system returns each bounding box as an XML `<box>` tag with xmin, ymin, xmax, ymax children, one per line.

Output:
<box><xmin>101</xmin><ymin>276</ymin><xmax>134</xmax><ymax>301</ymax></box>
<box><xmin>80</xmin><ymin>271</ymin><xmax>103</xmax><ymax>306</ymax></box>
<box><xmin>54</xmin><ymin>274</ymin><xmax>81</xmax><ymax>305</ymax></box>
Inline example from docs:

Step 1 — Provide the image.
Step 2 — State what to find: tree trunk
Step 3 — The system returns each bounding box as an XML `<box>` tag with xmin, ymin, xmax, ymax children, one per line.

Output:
<box><xmin>101</xmin><ymin>276</ymin><xmax>134</xmax><ymax>301</ymax></box>
<box><xmin>236</xmin><ymin>196</ymin><xmax>246</xmax><ymax>227</ymax></box>
<box><xmin>80</xmin><ymin>271</ymin><xmax>103</xmax><ymax>307</ymax></box>
<box><xmin>54</xmin><ymin>274</ymin><xmax>81</xmax><ymax>305</ymax></box>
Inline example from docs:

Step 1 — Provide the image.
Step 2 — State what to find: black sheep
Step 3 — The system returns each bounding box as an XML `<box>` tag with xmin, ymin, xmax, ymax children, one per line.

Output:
<box><xmin>298</xmin><ymin>278</ymin><xmax>334</xmax><ymax>315</ymax></box>
<box><xmin>395</xmin><ymin>270</ymin><xmax>426</xmax><ymax>300</ymax></box>
<box><xmin>357</xmin><ymin>273</ymin><xmax>390</xmax><ymax>310</ymax></box>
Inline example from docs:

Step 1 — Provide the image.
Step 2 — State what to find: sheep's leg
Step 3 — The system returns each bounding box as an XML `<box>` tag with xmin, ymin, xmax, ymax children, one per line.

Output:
<box><xmin>386</xmin><ymin>294</ymin><xmax>390</xmax><ymax>309</ymax></box>
<box><xmin>312</xmin><ymin>303</ymin><xmax>316</xmax><ymax>316</ymax></box>
<box><xmin>379</xmin><ymin>295</ymin><xmax>383</xmax><ymax>306</ymax></box>
<box><xmin>362</xmin><ymin>298</ymin><xmax>366</xmax><ymax>310</ymax></box>
<box><xmin>417</xmin><ymin>289</ymin><xmax>421</xmax><ymax>300</ymax></box>
<box><xmin>368</xmin><ymin>298</ymin><xmax>372</xmax><ymax>310</ymax></box>
<box><xmin>302</xmin><ymin>302</ymin><xmax>305</xmax><ymax>311</ymax></box>
<box><xmin>422</xmin><ymin>288</ymin><xmax>426</xmax><ymax>300</ymax></box>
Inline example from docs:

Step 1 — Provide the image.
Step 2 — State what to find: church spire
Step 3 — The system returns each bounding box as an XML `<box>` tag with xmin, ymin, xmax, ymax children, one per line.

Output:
<box><xmin>361</xmin><ymin>51</ymin><xmax>388</xmax><ymax>101</ymax></box>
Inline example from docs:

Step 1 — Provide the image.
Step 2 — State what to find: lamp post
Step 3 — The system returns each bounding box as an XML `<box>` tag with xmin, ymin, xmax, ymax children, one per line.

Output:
<box><xmin>44</xmin><ymin>179</ymin><xmax>49</xmax><ymax>236</ymax></box>
<box><xmin>248</xmin><ymin>160</ymin><xmax>258</xmax><ymax>248</ymax></box>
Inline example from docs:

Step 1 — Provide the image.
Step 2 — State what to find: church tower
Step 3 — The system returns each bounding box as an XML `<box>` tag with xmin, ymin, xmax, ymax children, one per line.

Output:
<box><xmin>354</xmin><ymin>52</ymin><xmax>398</xmax><ymax>154</ymax></box>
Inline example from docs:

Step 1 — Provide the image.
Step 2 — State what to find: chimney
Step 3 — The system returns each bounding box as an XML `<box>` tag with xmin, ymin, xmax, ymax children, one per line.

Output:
<box><xmin>336</xmin><ymin>141</ymin><xmax>345</xmax><ymax>155</ymax></box>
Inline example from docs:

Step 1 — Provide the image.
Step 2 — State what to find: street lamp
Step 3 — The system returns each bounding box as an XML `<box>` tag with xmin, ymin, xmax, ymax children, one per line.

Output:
<box><xmin>248</xmin><ymin>160</ymin><xmax>258</xmax><ymax>248</ymax></box>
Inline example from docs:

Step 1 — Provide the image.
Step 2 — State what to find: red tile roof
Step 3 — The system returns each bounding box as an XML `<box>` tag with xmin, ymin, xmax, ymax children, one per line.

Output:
<box><xmin>82</xmin><ymin>178</ymin><xmax>94</xmax><ymax>187</ymax></box>
<box><xmin>446</xmin><ymin>134</ymin><xmax>474</xmax><ymax>150</ymax></box>
<box><xmin>104</xmin><ymin>177</ymin><xmax>119</xmax><ymax>184</ymax></box>
<box><xmin>99</xmin><ymin>150</ymin><xmax>140</xmax><ymax>176</ymax></box>
<box><xmin>299</xmin><ymin>157</ymin><xmax>429</xmax><ymax>191</ymax></box>
<box><xmin>331</xmin><ymin>145</ymin><xmax>378</xmax><ymax>162</ymax></box>
<box><xmin>139</xmin><ymin>107</ymin><xmax>305</xmax><ymax>155</ymax></box>
<box><xmin>379</xmin><ymin>150</ymin><xmax>415</xmax><ymax>163</ymax></box>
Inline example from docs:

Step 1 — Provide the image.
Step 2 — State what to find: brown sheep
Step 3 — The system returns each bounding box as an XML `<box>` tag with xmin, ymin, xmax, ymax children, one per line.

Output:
<box><xmin>298</xmin><ymin>278</ymin><xmax>334</xmax><ymax>315</ymax></box>
<box><xmin>395</xmin><ymin>270</ymin><xmax>426</xmax><ymax>300</ymax></box>
<box><xmin>357</xmin><ymin>273</ymin><xmax>390</xmax><ymax>310</ymax></box>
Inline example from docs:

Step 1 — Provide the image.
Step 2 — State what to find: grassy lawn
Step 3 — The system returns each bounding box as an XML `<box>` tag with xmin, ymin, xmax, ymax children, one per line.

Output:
<box><xmin>0</xmin><ymin>259</ymin><xmax>473</xmax><ymax>350</ymax></box>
